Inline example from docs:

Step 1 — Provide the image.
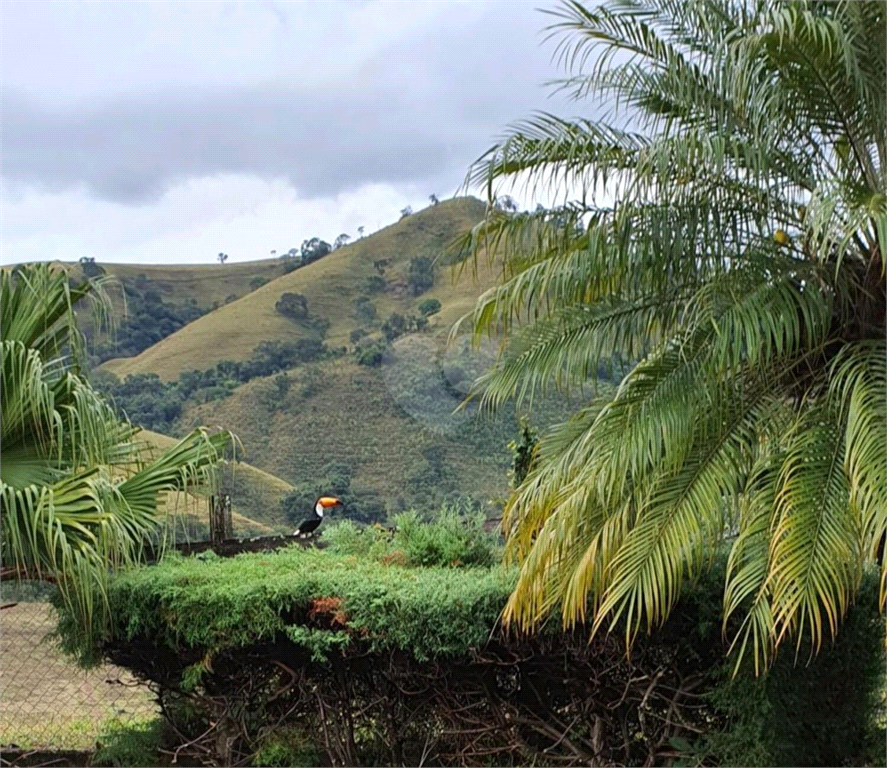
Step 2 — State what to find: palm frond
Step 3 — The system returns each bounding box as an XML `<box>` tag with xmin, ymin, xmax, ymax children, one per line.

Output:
<box><xmin>459</xmin><ymin>0</ymin><xmax>885</xmax><ymax>672</ymax></box>
<box><xmin>0</xmin><ymin>264</ymin><xmax>235</xmax><ymax>660</ymax></box>
<box><xmin>768</xmin><ymin>403</ymin><xmax>859</xmax><ymax>656</ymax></box>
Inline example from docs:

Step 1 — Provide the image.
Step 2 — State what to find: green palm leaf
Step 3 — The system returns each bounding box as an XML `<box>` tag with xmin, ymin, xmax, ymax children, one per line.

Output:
<box><xmin>1</xmin><ymin>264</ymin><xmax>235</xmax><ymax>660</ymax></box>
<box><xmin>461</xmin><ymin>0</ymin><xmax>885</xmax><ymax>671</ymax></box>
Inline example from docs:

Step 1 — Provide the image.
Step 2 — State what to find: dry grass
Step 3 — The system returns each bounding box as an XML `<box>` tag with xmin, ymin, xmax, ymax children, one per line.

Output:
<box><xmin>139</xmin><ymin>429</ymin><xmax>293</xmax><ymax>533</ymax></box>
<box><xmin>0</xmin><ymin>603</ymin><xmax>156</xmax><ymax>749</ymax></box>
<box><xmin>100</xmin><ymin>198</ymin><xmax>490</xmax><ymax>381</ymax></box>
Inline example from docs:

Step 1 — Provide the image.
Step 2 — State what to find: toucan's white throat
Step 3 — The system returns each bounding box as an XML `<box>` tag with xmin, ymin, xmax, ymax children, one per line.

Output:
<box><xmin>315</xmin><ymin>501</ymin><xmax>324</xmax><ymax>518</ymax></box>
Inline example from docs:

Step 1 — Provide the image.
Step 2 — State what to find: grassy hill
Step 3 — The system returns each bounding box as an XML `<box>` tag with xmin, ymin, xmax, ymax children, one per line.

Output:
<box><xmin>101</xmin><ymin>198</ymin><xmax>492</xmax><ymax>381</ymax></box>
<box><xmin>139</xmin><ymin>429</ymin><xmax>293</xmax><ymax>535</ymax></box>
<box><xmin>88</xmin><ymin>258</ymin><xmax>285</xmax><ymax>312</ymax></box>
<box><xmin>84</xmin><ymin>198</ymin><xmax>575</xmax><ymax>525</ymax></box>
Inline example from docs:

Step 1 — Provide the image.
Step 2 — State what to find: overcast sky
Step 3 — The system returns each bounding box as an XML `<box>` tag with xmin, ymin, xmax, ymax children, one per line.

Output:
<box><xmin>1</xmin><ymin>0</ymin><xmax>581</xmax><ymax>266</ymax></box>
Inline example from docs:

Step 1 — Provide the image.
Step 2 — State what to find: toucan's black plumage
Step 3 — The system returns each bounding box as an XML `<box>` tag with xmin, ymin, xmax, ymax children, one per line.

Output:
<box><xmin>295</xmin><ymin>496</ymin><xmax>342</xmax><ymax>537</ymax></box>
<box><xmin>296</xmin><ymin>517</ymin><xmax>322</xmax><ymax>536</ymax></box>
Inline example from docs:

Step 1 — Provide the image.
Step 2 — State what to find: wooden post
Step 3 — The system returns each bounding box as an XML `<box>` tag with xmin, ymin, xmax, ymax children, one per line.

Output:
<box><xmin>222</xmin><ymin>493</ymin><xmax>233</xmax><ymax>540</ymax></box>
<box><xmin>210</xmin><ymin>494</ymin><xmax>233</xmax><ymax>550</ymax></box>
<box><xmin>210</xmin><ymin>495</ymin><xmax>221</xmax><ymax>548</ymax></box>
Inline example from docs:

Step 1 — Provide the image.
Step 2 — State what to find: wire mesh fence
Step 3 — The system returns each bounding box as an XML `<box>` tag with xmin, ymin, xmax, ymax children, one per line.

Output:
<box><xmin>0</xmin><ymin>589</ymin><xmax>157</xmax><ymax>751</ymax></box>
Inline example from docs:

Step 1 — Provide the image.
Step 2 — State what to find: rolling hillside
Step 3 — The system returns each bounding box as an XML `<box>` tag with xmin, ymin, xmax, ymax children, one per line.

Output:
<box><xmin>86</xmin><ymin>258</ymin><xmax>286</xmax><ymax>313</ymax></box>
<box><xmin>101</xmin><ymin>198</ymin><xmax>491</xmax><ymax>381</ymax></box>
<box><xmin>85</xmin><ymin>198</ymin><xmax>571</xmax><ymax>526</ymax></box>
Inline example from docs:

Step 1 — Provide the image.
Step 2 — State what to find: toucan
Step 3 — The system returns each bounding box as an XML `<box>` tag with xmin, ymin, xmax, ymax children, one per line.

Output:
<box><xmin>295</xmin><ymin>496</ymin><xmax>342</xmax><ymax>537</ymax></box>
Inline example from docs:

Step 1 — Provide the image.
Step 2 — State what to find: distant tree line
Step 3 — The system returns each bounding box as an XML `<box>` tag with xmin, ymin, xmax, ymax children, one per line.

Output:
<box><xmin>88</xmin><ymin>277</ymin><xmax>207</xmax><ymax>365</ymax></box>
<box><xmin>276</xmin><ymin>237</ymin><xmax>334</xmax><ymax>274</ymax></box>
<box><xmin>92</xmin><ymin>338</ymin><xmax>336</xmax><ymax>434</ymax></box>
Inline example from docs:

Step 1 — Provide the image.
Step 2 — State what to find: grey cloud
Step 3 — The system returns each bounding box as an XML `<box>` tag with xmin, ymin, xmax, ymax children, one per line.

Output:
<box><xmin>3</xmin><ymin>87</ymin><xmax>461</xmax><ymax>202</ymax></box>
<box><xmin>1</xmin><ymin>2</ymin><xmax>581</xmax><ymax>204</ymax></box>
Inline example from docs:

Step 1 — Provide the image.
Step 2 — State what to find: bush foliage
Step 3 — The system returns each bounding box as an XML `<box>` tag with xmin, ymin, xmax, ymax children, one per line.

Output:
<box><xmin>274</xmin><ymin>291</ymin><xmax>309</xmax><ymax>320</ymax></box>
<box><xmin>324</xmin><ymin>506</ymin><xmax>501</xmax><ymax>569</ymax></box>
<box><xmin>94</xmin><ymin>338</ymin><xmax>331</xmax><ymax>433</ymax></box>
<box><xmin>54</xmin><ymin>531</ymin><xmax>884</xmax><ymax>767</ymax></box>
<box><xmin>407</xmin><ymin>256</ymin><xmax>434</xmax><ymax>295</ymax></box>
<box><xmin>418</xmin><ymin>297</ymin><xmax>441</xmax><ymax>316</ymax></box>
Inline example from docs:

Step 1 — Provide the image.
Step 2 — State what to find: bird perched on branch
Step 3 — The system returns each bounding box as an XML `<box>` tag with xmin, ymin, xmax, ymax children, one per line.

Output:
<box><xmin>295</xmin><ymin>496</ymin><xmax>342</xmax><ymax>538</ymax></box>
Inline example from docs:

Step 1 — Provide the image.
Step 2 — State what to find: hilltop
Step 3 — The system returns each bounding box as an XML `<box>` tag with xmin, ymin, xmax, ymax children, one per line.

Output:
<box><xmin>100</xmin><ymin>198</ymin><xmax>491</xmax><ymax>381</ymax></box>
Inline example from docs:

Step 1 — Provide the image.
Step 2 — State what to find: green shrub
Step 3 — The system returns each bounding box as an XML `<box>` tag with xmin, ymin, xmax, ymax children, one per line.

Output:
<box><xmin>381</xmin><ymin>312</ymin><xmax>408</xmax><ymax>341</ymax></box>
<box><xmin>407</xmin><ymin>256</ymin><xmax>434</xmax><ymax>295</ymax></box>
<box><xmin>392</xmin><ymin>507</ymin><xmax>500</xmax><ymax>568</ymax></box>
<box><xmin>322</xmin><ymin>519</ymin><xmax>391</xmax><ymax>560</ymax></box>
<box><xmin>321</xmin><ymin>506</ymin><xmax>500</xmax><ymax>569</ymax></box>
<box><xmin>275</xmin><ymin>292</ymin><xmax>309</xmax><ymax>320</ymax></box>
<box><xmin>353</xmin><ymin>296</ymin><xmax>377</xmax><ymax>323</ymax></box>
<box><xmin>362</xmin><ymin>275</ymin><xmax>387</xmax><ymax>294</ymax></box>
<box><xmin>298</xmin><ymin>368</ymin><xmax>323</xmax><ymax>399</ymax></box>
<box><xmin>354</xmin><ymin>338</ymin><xmax>387</xmax><ymax>367</ymax></box>
<box><xmin>417</xmin><ymin>297</ymin><xmax>441</xmax><ymax>316</ymax></box>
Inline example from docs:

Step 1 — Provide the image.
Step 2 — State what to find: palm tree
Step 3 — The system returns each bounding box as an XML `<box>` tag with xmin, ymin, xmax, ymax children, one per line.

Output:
<box><xmin>459</xmin><ymin>0</ymin><xmax>885</xmax><ymax>672</ymax></box>
<box><xmin>1</xmin><ymin>264</ymin><xmax>234</xmax><ymax>656</ymax></box>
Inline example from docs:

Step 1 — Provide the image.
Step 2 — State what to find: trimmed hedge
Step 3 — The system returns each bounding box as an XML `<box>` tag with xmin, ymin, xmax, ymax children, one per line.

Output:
<box><xmin>89</xmin><ymin>547</ymin><xmax>514</xmax><ymax>662</ymax></box>
<box><xmin>55</xmin><ymin>538</ymin><xmax>885</xmax><ymax>767</ymax></box>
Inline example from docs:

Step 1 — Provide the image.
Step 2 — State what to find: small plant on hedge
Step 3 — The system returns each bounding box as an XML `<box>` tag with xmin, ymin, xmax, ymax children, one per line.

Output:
<box><xmin>391</xmin><ymin>506</ymin><xmax>500</xmax><ymax>568</ymax></box>
<box><xmin>322</xmin><ymin>520</ymin><xmax>391</xmax><ymax>561</ymax></box>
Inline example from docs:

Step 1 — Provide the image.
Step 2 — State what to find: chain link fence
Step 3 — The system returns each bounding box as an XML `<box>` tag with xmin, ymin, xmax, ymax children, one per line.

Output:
<box><xmin>0</xmin><ymin>586</ymin><xmax>157</xmax><ymax>751</ymax></box>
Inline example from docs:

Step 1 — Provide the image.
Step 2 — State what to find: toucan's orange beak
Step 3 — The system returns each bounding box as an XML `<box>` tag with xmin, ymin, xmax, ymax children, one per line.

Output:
<box><xmin>319</xmin><ymin>496</ymin><xmax>343</xmax><ymax>508</ymax></box>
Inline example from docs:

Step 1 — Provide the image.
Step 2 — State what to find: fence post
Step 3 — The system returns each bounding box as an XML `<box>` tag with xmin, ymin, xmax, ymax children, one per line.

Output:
<box><xmin>222</xmin><ymin>493</ymin><xmax>233</xmax><ymax>541</ymax></box>
<box><xmin>210</xmin><ymin>494</ymin><xmax>233</xmax><ymax>551</ymax></box>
